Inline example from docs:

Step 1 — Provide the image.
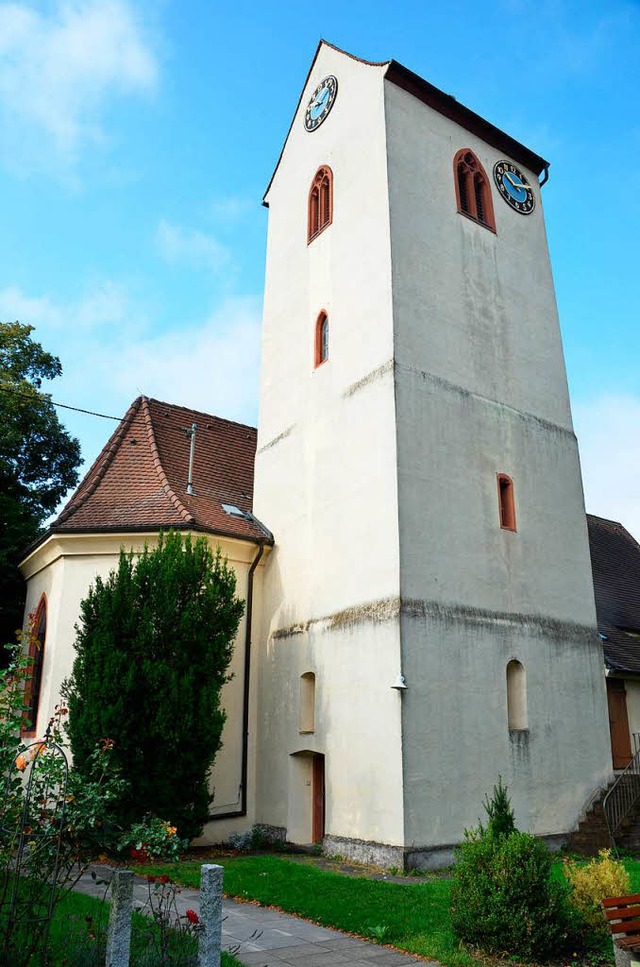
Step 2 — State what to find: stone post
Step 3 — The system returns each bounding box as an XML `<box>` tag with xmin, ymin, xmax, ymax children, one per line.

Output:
<box><xmin>198</xmin><ymin>863</ymin><xmax>224</xmax><ymax>967</ymax></box>
<box><xmin>105</xmin><ymin>869</ymin><xmax>133</xmax><ymax>967</ymax></box>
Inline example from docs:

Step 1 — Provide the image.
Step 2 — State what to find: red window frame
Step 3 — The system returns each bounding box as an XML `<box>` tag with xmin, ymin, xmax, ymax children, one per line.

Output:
<box><xmin>454</xmin><ymin>149</ymin><xmax>496</xmax><ymax>232</ymax></box>
<box><xmin>22</xmin><ymin>595</ymin><xmax>47</xmax><ymax>737</ymax></box>
<box><xmin>314</xmin><ymin>311</ymin><xmax>329</xmax><ymax>368</ymax></box>
<box><xmin>308</xmin><ymin>166</ymin><xmax>333</xmax><ymax>243</ymax></box>
<box><xmin>497</xmin><ymin>474</ymin><xmax>517</xmax><ymax>531</ymax></box>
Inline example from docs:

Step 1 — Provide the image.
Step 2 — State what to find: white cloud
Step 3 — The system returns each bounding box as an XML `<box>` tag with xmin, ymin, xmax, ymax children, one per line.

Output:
<box><xmin>0</xmin><ymin>0</ymin><xmax>158</xmax><ymax>168</ymax></box>
<box><xmin>211</xmin><ymin>195</ymin><xmax>253</xmax><ymax>223</ymax></box>
<box><xmin>156</xmin><ymin>220</ymin><xmax>232</xmax><ymax>274</ymax></box>
<box><xmin>574</xmin><ymin>394</ymin><xmax>640</xmax><ymax>540</ymax></box>
<box><xmin>0</xmin><ymin>282</ymin><xmax>261</xmax><ymax>471</ymax></box>
<box><xmin>114</xmin><ymin>296</ymin><xmax>261</xmax><ymax>421</ymax></box>
<box><xmin>0</xmin><ymin>280</ymin><xmax>132</xmax><ymax>331</ymax></box>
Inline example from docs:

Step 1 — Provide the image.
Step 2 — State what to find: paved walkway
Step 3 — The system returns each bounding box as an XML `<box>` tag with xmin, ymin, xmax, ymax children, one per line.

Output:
<box><xmin>75</xmin><ymin>865</ymin><xmax>434</xmax><ymax>967</ymax></box>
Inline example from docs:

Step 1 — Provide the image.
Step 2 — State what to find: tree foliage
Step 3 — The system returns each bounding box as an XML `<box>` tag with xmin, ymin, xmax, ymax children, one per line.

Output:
<box><xmin>64</xmin><ymin>531</ymin><xmax>245</xmax><ymax>840</ymax></box>
<box><xmin>0</xmin><ymin>321</ymin><xmax>81</xmax><ymax>647</ymax></box>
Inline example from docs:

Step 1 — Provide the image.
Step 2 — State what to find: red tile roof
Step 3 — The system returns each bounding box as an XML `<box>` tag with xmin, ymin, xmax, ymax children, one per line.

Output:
<box><xmin>50</xmin><ymin>397</ymin><xmax>271</xmax><ymax>544</ymax></box>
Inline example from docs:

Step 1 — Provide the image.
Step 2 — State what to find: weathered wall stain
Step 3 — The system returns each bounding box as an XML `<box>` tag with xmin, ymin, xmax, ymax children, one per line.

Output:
<box><xmin>271</xmin><ymin>594</ymin><xmax>597</xmax><ymax>644</ymax></box>
<box><xmin>257</xmin><ymin>424</ymin><xmax>295</xmax><ymax>455</ymax></box>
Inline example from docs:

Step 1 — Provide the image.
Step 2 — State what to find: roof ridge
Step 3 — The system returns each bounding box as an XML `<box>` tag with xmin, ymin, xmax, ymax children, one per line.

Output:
<box><xmin>56</xmin><ymin>396</ymin><xmax>144</xmax><ymax>525</ymax></box>
<box><xmin>141</xmin><ymin>397</ymin><xmax>195</xmax><ymax>525</ymax></box>
<box><xmin>147</xmin><ymin>397</ymin><xmax>257</xmax><ymax>433</ymax></box>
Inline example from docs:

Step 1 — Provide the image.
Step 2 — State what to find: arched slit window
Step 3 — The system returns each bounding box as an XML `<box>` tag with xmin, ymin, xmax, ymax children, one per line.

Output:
<box><xmin>497</xmin><ymin>473</ymin><xmax>517</xmax><ymax>531</ymax></box>
<box><xmin>300</xmin><ymin>672</ymin><xmax>316</xmax><ymax>733</ymax></box>
<box><xmin>454</xmin><ymin>149</ymin><xmax>496</xmax><ymax>232</ymax></box>
<box><xmin>506</xmin><ymin>660</ymin><xmax>527</xmax><ymax>730</ymax></box>
<box><xmin>314</xmin><ymin>312</ymin><xmax>329</xmax><ymax>368</ymax></box>
<box><xmin>23</xmin><ymin>595</ymin><xmax>47</xmax><ymax>735</ymax></box>
<box><xmin>308</xmin><ymin>166</ymin><xmax>333</xmax><ymax>243</ymax></box>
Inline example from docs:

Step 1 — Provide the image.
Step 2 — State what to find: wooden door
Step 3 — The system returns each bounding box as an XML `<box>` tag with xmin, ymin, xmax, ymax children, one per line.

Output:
<box><xmin>607</xmin><ymin>678</ymin><xmax>633</xmax><ymax>769</ymax></box>
<box><xmin>312</xmin><ymin>754</ymin><xmax>325</xmax><ymax>843</ymax></box>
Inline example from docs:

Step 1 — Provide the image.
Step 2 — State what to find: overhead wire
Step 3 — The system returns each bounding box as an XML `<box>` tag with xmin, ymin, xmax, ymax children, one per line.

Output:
<box><xmin>0</xmin><ymin>382</ymin><xmax>122</xmax><ymax>421</ymax></box>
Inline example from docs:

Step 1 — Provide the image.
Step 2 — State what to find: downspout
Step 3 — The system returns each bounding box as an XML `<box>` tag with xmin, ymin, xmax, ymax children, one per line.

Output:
<box><xmin>210</xmin><ymin>539</ymin><xmax>264</xmax><ymax>821</ymax></box>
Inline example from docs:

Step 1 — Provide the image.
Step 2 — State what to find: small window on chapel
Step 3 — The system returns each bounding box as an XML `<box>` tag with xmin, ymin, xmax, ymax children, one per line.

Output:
<box><xmin>308</xmin><ymin>166</ymin><xmax>333</xmax><ymax>243</ymax></box>
<box><xmin>314</xmin><ymin>312</ymin><xmax>329</xmax><ymax>368</ymax></box>
<box><xmin>22</xmin><ymin>596</ymin><xmax>47</xmax><ymax>735</ymax></box>
<box><xmin>497</xmin><ymin>474</ymin><xmax>516</xmax><ymax>531</ymax></box>
<box><xmin>454</xmin><ymin>149</ymin><xmax>495</xmax><ymax>232</ymax></box>
<box><xmin>299</xmin><ymin>672</ymin><xmax>316</xmax><ymax>733</ymax></box>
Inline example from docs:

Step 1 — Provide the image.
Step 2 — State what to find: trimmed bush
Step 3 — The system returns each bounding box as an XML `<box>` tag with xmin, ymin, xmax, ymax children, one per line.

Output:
<box><xmin>565</xmin><ymin>849</ymin><xmax>631</xmax><ymax>932</ymax></box>
<box><xmin>451</xmin><ymin>828</ymin><xmax>571</xmax><ymax>960</ymax></box>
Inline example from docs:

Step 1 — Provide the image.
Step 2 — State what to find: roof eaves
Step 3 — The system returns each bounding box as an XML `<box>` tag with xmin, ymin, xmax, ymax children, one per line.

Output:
<box><xmin>384</xmin><ymin>60</ymin><xmax>549</xmax><ymax>177</ymax></box>
<box><xmin>48</xmin><ymin>522</ymin><xmax>274</xmax><ymax>546</ymax></box>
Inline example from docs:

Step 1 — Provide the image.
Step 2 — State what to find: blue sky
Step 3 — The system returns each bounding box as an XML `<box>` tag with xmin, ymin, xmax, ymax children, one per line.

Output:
<box><xmin>1</xmin><ymin>0</ymin><xmax>638</xmax><ymax>534</ymax></box>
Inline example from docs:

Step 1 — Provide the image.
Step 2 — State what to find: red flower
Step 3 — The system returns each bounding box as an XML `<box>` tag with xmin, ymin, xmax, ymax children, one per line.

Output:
<box><xmin>185</xmin><ymin>909</ymin><xmax>199</xmax><ymax>925</ymax></box>
<box><xmin>159</xmin><ymin>875</ymin><xmax>170</xmax><ymax>884</ymax></box>
<box><xmin>147</xmin><ymin>875</ymin><xmax>157</xmax><ymax>883</ymax></box>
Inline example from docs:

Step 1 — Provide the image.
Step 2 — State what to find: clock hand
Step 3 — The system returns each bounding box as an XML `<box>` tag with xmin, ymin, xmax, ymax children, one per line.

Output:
<box><xmin>505</xmin><ymin>172</ymin><xmax>527</xmax><ymax>190</ymax></box>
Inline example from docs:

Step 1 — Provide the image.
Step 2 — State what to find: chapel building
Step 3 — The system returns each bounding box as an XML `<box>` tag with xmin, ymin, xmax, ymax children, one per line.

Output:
<box><xmin>20</xmin><ymin>41</ymin><xmax>613</xmax><ymax>869</ymax></box>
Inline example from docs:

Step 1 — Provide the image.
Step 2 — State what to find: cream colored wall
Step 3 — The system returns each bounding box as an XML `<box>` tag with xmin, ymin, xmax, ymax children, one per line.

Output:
<box><xmin>254</xmin><ymin>44</ymin><xmax>406</xmax><ymax>846</ymax></box>
<box><xmin>20</xmin><ymin>531</ymin><xmax>266</xmax><ymax>840</ymax></box>
<box><xmin>624</xmin><ymin>678</ymin><xmax>640</xmax><ymax>749</ymax></box>
<box><xmin>383</xmin><ymin>78</ymin><xmax>612</xmax><ymax>845</ymax></box>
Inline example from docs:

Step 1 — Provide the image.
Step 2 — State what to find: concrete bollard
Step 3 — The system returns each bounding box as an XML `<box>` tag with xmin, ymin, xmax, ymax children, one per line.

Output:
<box><xmin>105</xmin><ymin>869</ymin><xmax>134</xmax><ymax>967</ymax></box>
<box><xmin>198</xmin><ymin>863</ymin><xmax>224</xmax><ymax>967</ymax></box>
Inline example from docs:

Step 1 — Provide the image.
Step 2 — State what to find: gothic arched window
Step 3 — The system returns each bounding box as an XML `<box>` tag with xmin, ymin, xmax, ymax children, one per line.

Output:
<box><xmin>454</xmin><ymin>149</ymin><xmax>496</xmax><ymax>232</ymax></box>
<box><xmin>315</xmin><ymin>312</ymin><xmax>329</xmax><ymax>368</ymax></box>
<box><xmin>308</xmin><ymin>166</ymin><xmax>333</xmax><ymax>243</ymax></box>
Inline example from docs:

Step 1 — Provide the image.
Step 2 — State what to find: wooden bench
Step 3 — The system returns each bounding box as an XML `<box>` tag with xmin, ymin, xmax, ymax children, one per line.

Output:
<box><xmin>602</xmin><ymin>895</ymin><xmax>640</xmax><ymax>966</ymax></box>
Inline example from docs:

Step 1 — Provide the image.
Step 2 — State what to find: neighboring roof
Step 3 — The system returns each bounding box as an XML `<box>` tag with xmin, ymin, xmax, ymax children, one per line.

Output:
<box><xmin>41</xmin><ymin>396</ymin><xmax>272</xmax><ymax>547</ymax></box>
<box><xmin>587</xmin><ymin>514</ymin><xmax>640</xmax><ymax>674</ymax></box>
<box><xmin>263</xmin><ymin>40</ymin><xmax>548</xmax><ymax>204</ymax></box>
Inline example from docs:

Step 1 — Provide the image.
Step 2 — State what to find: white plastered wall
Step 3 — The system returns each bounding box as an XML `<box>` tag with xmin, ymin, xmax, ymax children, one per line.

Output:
<box><xmin>254</xmin><ymin>44</ymin><xmax>405</xmax><ymax>847</ymax></box>
<box><xmin>383</xmin><ymin>79</ymin><xmax>612</xmax><ymax>844</ymax></box>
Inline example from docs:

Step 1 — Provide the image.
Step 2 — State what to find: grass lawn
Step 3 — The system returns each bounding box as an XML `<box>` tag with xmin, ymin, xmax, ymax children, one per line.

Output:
<box><xmin>141</xmin><ymin>854</ymin><xmax>483</xmax><ymax>966</ymax></box>
<box><xmin>140</xmin><ymin>852</ymin><xmax>640</xmax><ymax>967</ymax></box>
<box><xmin>1</xmin><ymin>881</ymin><xmax>244</xmax><ymax>966</ymax></box>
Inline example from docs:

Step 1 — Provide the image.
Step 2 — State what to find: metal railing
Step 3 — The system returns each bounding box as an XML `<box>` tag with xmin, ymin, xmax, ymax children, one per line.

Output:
<box><xmin>603</xmin><ymin>744</ymin><xmax>640</xmax><ymax>840</ymax></box>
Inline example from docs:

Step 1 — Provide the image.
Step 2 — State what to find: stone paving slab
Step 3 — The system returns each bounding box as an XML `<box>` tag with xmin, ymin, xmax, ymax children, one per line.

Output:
<box><xmin>73</xmin><ymin>866</ymin><xmax>433</xmax><ymax>966</ymax></box>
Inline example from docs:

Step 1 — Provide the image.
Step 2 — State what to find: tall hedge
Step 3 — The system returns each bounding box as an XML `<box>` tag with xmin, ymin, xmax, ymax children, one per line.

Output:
<box><xmin>64</xmin><ymin>531</ymin><xmax>244</xmax><ymax>840</ymax></box>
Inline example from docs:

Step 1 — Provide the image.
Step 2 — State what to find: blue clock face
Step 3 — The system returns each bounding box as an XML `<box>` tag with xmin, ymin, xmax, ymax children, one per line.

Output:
<box><xmin>493</xmin><ymin>160</ymin><xmax>535</xmax><ymax>214</ymax></box>
<box><xmin>304</xmin><ymin>76</ymin><xmax>338</xmax><ymax>132</ymax></box>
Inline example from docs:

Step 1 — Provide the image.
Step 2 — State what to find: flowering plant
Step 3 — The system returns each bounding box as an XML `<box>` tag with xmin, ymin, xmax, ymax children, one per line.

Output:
<box><xmin>120</xmin><ymin>815</ymin><xmax>187</xmax><ymax>863</ymax></box>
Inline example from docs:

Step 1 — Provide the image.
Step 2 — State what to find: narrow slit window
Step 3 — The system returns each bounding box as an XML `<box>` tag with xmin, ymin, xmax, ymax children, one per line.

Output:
<box><xmin>453</xmin><ymin>149</ymin><xmax>496</xmax><ymax>232</ymax></box>
<box><xmin>506</xmin><ymin>660</ymin><xmax>528</xmax><ymax>730</ymax></box>
<box><xmin>497</xmin><ymin>473</ymin><xmax>516</xmax><ymax>531</ymax></box>
<box><xmin>300</xmin><ymin>672</ymin><xmax>316</xmax><ymax>733</ymax></box>
<box><xmin>23</xmin><ymin>596</ymin><xmax>47</xmax><ymax>735</ymax></box>
<box><xmin>315</xmin><ymin>312</ymin><xmax>329</xmax><ymax>368</ymax></box>
<box><xmin>308</xmin><ymin>166</ymin><xmax>333</xmax><ymax>243</ymax></box>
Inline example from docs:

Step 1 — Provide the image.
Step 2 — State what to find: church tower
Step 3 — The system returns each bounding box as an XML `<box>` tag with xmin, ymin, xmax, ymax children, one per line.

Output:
<box><xmin>253</xmin><ymin>41</ymin><xmax>611</xmax><ymax>868</ymax></box>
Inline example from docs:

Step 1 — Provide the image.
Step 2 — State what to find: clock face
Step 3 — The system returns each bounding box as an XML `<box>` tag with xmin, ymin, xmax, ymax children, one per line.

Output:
<box><xmin>493</xmin><ymin>161</ymin><xmax>535</xmax><ymax>215</ymax></box>
<box><xmin>304</xmin><ymin>75</ymin><xmax>338</xmax><ymax>132</ymax></box>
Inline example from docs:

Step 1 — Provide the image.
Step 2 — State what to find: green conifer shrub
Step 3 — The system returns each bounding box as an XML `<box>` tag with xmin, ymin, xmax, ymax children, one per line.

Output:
<box><xmin>64</xmin><ymin>531</ymin><xmax>244</xmax><ymax>841</ymax></box>
<box><xmin>451</xmin><ymin>782</ymin><xmax>571</xmax><ymax>960</ymax></box>
<box><xmin>480</xmin><ymin>775</ymin><xmax>516</xmax><ymax>838</ymax></box>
